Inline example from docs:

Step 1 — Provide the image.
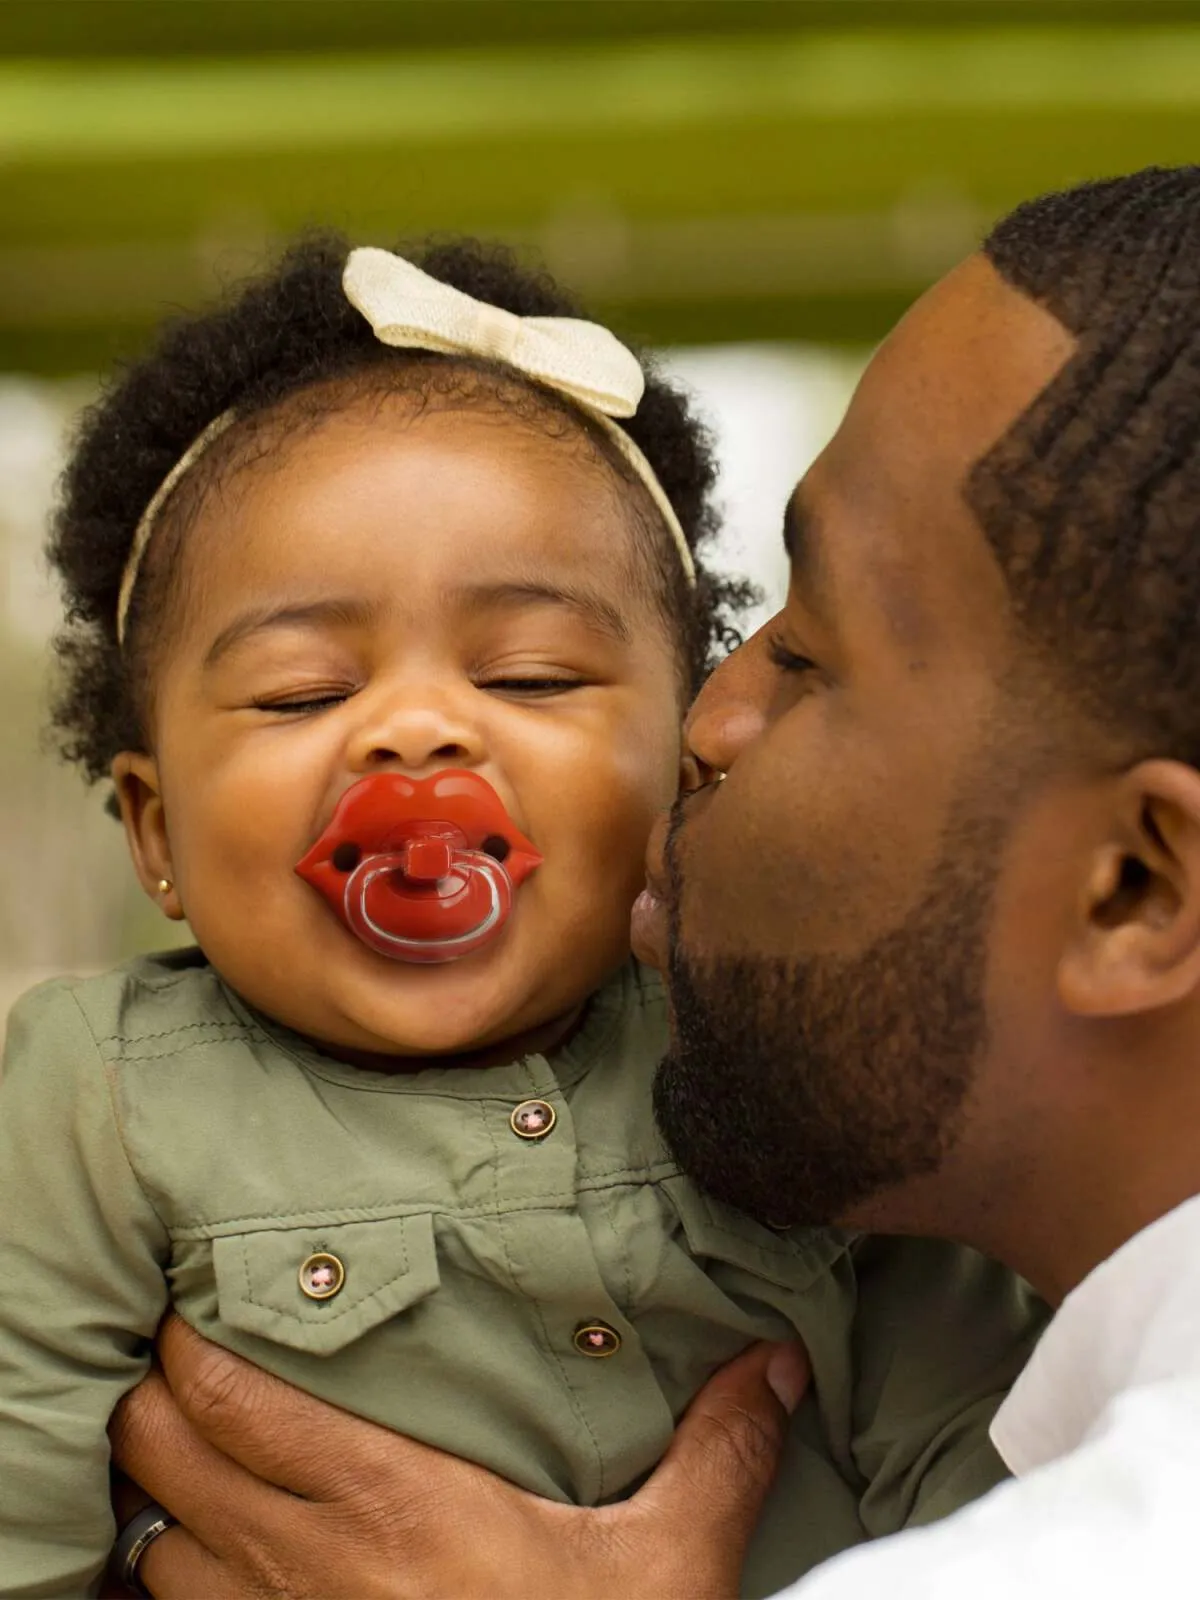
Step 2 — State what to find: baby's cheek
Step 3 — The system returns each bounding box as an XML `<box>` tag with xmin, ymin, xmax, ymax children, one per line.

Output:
<box><xmin>166</xmin><ymin>783</ymin><xmax>308</xmax><ymax>976</ymax></box>
<box><xmin>557</xmin><ymin>764</ymin><xmax>667</xmax><ymax>911</ymax></box>
<box><xmin>173</xmin><ymin>793</ymin><xmax>277</xmax><ymax>898</ymax></box>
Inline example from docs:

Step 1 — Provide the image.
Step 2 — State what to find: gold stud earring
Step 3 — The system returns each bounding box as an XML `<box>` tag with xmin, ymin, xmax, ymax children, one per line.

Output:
<box><xmin>157</xmin><ymin>878</ymin><xmax>173</xmax><ymax>896</ymax></box>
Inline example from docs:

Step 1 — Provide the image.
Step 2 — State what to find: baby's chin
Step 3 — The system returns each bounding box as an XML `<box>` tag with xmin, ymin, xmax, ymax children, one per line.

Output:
<box><xmin>205</xmin><ymin>885</ymin><xmax>633</xmax><ymax>1065</ymax></box>
<box><xmin>248</xmin><ymin>936</ymin><xmax>585</xmax><ymax>1066</ymax></box>
<box><xmin>327</xmin><ymin>979</ymin><xmax>548</xmax><ymax>1063</ymax></box>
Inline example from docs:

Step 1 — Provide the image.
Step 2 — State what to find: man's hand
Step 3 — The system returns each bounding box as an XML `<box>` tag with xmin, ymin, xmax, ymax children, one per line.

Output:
<box><xmin>109</xmin><ymin>1315</ymin><xmax>808</xmax><ymax>1600</ymax></box>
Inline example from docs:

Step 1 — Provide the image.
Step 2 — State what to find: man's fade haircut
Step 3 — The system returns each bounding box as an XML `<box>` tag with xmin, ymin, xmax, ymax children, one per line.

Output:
<box><xmin>971</xmin><ymin>165</ymin><xmax>1200</xmax><ymax>766</ymax></box>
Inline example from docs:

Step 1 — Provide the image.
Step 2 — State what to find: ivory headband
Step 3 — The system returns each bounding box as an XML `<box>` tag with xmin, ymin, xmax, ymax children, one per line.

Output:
<box><xmin>115</xmin><ymin>246</ymin><xmax>695</xmax><ymax>646</ymax></box>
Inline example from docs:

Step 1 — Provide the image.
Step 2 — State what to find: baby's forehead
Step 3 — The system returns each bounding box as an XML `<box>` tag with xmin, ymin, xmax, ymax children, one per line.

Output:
<box><xmin>181</xmin><ymin>389</ymin><xmax>661</xmax><ymax>629</ymax></box>
<box><xmin>218</xmin><ymin>370</ymin><xmax>619</xmax><ymax>489</ymax></box>
<box><xmin>210</xmin><ymin>378</ymin><xmax>634</xmax><ymax>523</ymax></box>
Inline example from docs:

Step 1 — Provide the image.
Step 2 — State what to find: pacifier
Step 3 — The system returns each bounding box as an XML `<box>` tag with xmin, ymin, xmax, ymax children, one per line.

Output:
<box><xmin>296</xmin><ymin>771</ymin><xmax>542</xmax><ymax>964</ymax></box>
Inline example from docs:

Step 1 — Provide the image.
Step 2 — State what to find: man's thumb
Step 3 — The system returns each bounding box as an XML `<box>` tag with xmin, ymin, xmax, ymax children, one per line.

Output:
<box><xmin>632</xmin><ymin>1341</ymin><xmax>809</xmax><ymax>1549</ymax></box>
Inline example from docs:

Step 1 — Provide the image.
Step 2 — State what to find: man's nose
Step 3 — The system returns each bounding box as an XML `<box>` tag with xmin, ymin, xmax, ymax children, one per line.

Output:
<box><xmin>345</xmin><ymin>686</ymin><xmax>484</xmax><ymax>774</ymax></box>
<box><xmin>684</xmin><ymin>632</ymin><xmax>770</xmax><ymax>774</ymax></box>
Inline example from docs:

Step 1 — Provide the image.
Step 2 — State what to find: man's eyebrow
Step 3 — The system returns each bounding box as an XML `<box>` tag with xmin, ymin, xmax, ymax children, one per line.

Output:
<box><xmin>447</xmin><ymin>579</ymin><xmax>632</xmax><ymax>643</ymax></box>
<box><xmin>203</xmin><ymin>598</ymin><xmax>377</xmax><ymax>669</ymax></box>
<box><xmin>782</xmin><ymin>490</ymin><xmax>813</xmax><ymax>565</ymax></box>
<box><xmin>781</xmin><ymin>491</ymin><xmax>832</xmax><ymax>621</ymax></box>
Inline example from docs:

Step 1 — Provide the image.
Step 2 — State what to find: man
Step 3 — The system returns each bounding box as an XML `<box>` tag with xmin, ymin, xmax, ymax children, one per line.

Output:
<box><xmin>110</xmin><ymin>165</ymin><xmax>1200</xmax><ymax>1596</ymax></box>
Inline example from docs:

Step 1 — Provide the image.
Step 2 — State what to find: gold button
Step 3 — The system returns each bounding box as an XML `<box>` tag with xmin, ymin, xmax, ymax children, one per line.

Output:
<box><xmin>510</xmin><ymin>1099</ymin><xmax>556</xmax><ymax>1140</ymax></box>
<box><xmin>573</xmin><ymin>1320</ymin><xmax>621</xmax><ymax>1357</ymax></box>
<box><xmin>299</xmin><ymin>1251</ymin><xmax>345</xmax><ymax>1301</ymax></box>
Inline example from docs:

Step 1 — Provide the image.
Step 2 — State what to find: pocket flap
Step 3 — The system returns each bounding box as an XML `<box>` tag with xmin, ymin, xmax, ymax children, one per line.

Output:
<box><xmin>213</xmin><ymin>1211</ymin><xmax>440</xmax><ymax>1357</ymax></box>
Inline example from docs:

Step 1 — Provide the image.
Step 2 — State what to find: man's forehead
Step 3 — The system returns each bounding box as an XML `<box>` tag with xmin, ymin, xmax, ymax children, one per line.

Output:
<box><xmin>864</xmin><ymin>254</ymin><xmax>1076</xmax><ymax>468</ymax></box>
<box><xmin>795</xmin><ymin>255</ymin><xmax>1077</xmax><ymax>632</ymax></box>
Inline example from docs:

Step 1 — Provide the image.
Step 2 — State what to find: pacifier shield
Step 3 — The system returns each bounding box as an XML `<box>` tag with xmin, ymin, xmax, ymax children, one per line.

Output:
<box><xmin>296</xmin><ymin>771</ymin><xmax>541</xmax><ymax>964</ymax></box>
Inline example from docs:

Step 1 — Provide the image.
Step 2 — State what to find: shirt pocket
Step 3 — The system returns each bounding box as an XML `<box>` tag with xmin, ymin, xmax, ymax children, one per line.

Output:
<box><xmin>212</xmin><ymin>1211</ymin><xmax>440</xmax><ymax>1357</ymax></box>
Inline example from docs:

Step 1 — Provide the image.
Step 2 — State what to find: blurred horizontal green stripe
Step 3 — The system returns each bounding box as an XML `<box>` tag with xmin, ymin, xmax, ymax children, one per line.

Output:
<box><xmin>3</xmin><ymin>28</ymin><xmax>1200</xmax><ymax>163</ymax></box>
<box><xmin>0</xmin><ymin>204</ymin><xmax>971</xmax><ymax>321</ymax></box>
<box><xmin>4</xmin><ymin>19</ymin><xmax>1200</xmax><ymax>365</ymax></box>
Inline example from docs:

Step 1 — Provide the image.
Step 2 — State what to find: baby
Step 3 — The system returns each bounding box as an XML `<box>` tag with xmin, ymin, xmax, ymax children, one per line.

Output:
<box><xmin>0</xmin><ymin>236</ymin><xmax>1045</xmax><ymax>1599</ymax></box>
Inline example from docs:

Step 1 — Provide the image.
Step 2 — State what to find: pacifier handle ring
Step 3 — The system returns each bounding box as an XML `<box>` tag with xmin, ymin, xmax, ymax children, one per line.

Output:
<box><xmin>347</xmin><ymin>850</ymin><xmax>510</xmax><ymax>960</ymax></box>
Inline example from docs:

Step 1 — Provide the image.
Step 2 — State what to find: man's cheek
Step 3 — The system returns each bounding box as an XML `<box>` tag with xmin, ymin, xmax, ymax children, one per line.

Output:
<box><xmin>680</xmin><ymin>794</ymin><xmax>839</xmax><ymax>957</ymax></box>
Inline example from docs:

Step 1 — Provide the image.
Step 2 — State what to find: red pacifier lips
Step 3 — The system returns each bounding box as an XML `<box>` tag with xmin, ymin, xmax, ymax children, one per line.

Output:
<box><xmin>295</xmin><ymin>771</ymin><xmax>542</xmax><ymax>965</ymax></box>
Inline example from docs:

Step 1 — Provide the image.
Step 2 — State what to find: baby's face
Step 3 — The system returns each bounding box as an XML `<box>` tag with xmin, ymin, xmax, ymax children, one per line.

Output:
<box><xmin>118</xmin><ymin>399</ymin><xmax>683</xmax><ymax>1059</ymax></box>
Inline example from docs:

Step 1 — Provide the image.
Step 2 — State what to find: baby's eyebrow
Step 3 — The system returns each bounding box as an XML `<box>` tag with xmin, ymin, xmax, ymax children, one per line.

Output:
<box><xmin>447</xmin><ymin>580</ymin><xmax>632</xmax><ymax>644</ymax></box>
<box><xmin>202</xmin><ymin>597</ymin><xmax>377</xmax><ymax>669</ymax></box>
<box><xmin>201</xmin><ymin>583</ymin><xmax>632</xmax><ymax>669</ymax></box>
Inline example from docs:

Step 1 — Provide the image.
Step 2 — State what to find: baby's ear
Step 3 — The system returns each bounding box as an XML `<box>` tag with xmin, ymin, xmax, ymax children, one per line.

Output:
<box><xmin>111</xmin><ymin>751</ymin><xmax>185</xmax><ymax>920</ymax></box>
<box><xmin>1058</xmin><ymin>760</ymin><xmax>1200</xmax><ymax>1017</ymax></box>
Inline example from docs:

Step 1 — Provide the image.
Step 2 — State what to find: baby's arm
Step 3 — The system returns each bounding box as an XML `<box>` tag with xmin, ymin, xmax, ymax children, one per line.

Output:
<box><xmin>0</xmin><ymin>981</ymin><xmax>169</xmax><ymax>1598</ymax></box>
<box><xmin>847</xmin><ymin>1235</ymin><xmax>1049</xmax><ymax>1534</ymax></box>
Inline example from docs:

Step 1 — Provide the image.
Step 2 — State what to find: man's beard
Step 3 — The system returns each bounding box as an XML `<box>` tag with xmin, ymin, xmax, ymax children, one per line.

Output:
<box><xmin>653</xmin><ymin>805</ymin><xmax>1004</xmax><ymax>1229</ymax></box>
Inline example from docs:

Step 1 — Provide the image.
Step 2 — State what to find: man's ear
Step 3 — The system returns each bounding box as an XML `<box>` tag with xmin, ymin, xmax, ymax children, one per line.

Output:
<box><xmin>1058</xmin><ymin>760</ymin><xmax>1200</xmax><ymax>1017</ymax></box>
<box><xmin>111</xmin><ymin>751</ymin><xmax>185</xmax><ymax>921</ymax></box>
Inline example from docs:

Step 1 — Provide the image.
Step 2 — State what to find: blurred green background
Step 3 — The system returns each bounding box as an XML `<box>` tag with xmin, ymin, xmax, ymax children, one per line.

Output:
<box><xmin>3</xmin><ymin>0</ymin><xmax>1200</xmax><ymax>1019</ymax></box>
<box><xmin>6</xmin><ymin>0</ymin><xmax>1200</xmax><ymax>368</ymax></box>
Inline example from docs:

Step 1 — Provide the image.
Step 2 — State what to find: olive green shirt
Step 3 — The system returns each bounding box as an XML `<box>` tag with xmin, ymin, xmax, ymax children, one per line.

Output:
<box><xmin>0</xmin><ymin>950</ymin><xmax>1046</xmax><ymax>1598</ymax></box>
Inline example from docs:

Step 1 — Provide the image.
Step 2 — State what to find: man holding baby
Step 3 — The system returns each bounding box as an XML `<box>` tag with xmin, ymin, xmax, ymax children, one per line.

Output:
<box><xmin>115</xmin><ymin>165</ymin><xmax>1200</xmax><ymax>1598</ymax></box>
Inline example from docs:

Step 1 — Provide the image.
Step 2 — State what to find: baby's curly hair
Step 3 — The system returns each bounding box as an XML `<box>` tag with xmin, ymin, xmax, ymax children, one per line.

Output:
<box><xmin>47</xmin><ymin>232</ymin><xmax>752</xmax><ymax>790</ymax></box>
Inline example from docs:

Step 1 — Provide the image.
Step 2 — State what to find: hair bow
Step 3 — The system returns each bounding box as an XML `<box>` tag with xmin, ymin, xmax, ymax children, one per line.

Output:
<box><xmin>342</xmin><ymin>247</ymin><xmax>645</xmax><ymax>419</ymax></box>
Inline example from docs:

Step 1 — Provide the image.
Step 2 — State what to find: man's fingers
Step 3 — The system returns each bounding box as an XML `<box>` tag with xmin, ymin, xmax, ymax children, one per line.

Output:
<box><xmin>136</xmin><ymin>1525</ymin><xmax>231</xmax><ymax>1600</ymax></box>
<box><xmin>631</xmin><ymin>1341</ymin><xmax>808</xmax><ymax>1553</ymax></box>
<box><xmin>156</xmin><ymin>1314</ymin><xmax>456</xmax><ymax>1506</ymax></box>
<box><xmin>110</xmin><ymin>1361</ymin><xmax>296</xmax><ymax>1557</ymax></box>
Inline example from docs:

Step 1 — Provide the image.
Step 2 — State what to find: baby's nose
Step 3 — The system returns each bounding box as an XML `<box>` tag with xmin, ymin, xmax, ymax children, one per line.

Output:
<box><xmin>348</xmin><ymin>693</ymin><xmax>483</xmax><ymax>774</ymax></box>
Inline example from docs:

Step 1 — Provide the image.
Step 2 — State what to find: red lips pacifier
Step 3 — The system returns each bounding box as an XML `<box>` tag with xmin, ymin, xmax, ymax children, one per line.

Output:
<box><xmin>296</xmin><ymin>771</ymin><xmax>542</xmax><ymax>964</ymax></box>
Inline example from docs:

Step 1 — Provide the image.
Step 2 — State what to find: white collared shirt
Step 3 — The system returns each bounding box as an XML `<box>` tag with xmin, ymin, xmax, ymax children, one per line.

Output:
<box><xmin>783</xmin><ymin>1194</ymin><xmax>1200</xmax><ymax>1598</ymax></box>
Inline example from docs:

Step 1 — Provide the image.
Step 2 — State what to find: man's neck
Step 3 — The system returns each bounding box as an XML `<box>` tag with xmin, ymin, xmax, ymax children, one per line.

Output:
<box><xmin>852</xmin><ymin>1052</ymin><xmax>1200</xmax><ymax>1306</ymax></box>
<box><xmin>954</xmin><ymin>1081</ymin><xmax>1200</xmax><ymax>1305</ymax></box>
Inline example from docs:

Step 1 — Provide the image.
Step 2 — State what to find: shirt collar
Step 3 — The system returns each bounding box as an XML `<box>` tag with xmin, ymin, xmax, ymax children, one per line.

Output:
<box><xmin>991</xmin><ymin>1190</ymin><xmax>1200</xmax><ymax>1476</ymax></box>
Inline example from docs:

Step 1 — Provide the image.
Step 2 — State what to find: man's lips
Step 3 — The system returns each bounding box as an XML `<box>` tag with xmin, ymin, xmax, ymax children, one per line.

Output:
<box><xmin>630</xmin><ymin>884</ymin><xmax>668</xmax><ymax>971</ymax></box>
<box><xmin>631</xmin><ymin>811</ymin><xmax>672</xmax><ymax>971</ymax></box>
<box><xmin>632</xmin><ymin>779</ymin><xmax>724</xmax><ymax>972</ymax></box>
<box><xmin>642</xmin><ymin>810</ymin><xmax>671</xmax><ymax>905</ymax></box>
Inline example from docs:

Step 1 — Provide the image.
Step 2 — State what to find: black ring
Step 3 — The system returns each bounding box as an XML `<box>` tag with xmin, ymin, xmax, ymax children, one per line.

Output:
<box><xmin>112</xmin><ymin>1503</ymin><xmax>178</xmax><ymax>1599</ymax></box>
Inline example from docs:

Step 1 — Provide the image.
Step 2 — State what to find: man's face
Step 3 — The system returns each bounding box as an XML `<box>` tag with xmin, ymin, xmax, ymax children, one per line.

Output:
<box><xmin>644</xmin><ymin>256</ymin><xmax>1078</xmax><ymax>1232</ymax></box>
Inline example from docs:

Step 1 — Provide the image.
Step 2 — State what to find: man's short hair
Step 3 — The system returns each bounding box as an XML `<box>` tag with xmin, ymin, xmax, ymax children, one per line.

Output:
<box><xmin>971</xmin><ymin>166</ymin><xmax>1200</xmax><ymax>764</ymax></box>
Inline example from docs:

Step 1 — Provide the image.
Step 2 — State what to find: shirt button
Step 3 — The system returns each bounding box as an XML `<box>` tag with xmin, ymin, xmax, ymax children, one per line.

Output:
<box><xmin>510</xmin><ymin>1099</ymin><xmax>557</xmax><ymax>1140</ymax></box>
<box><xmin>573</xmin><ymin>1320</ymin><xmax>622</xmax><ymax>1357</ymax></box>
<box><xmin>299</xmin><ymin>1251</ymin><xmax>345</xmax><ymax>1301</ymax></box>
